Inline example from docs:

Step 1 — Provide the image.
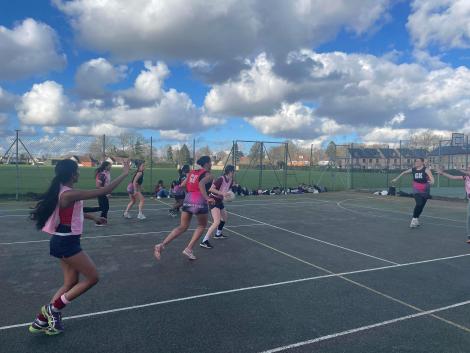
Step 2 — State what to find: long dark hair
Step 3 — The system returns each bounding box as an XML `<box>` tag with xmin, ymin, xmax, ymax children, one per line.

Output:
<box><xmin>197</xmin><ymin>156</ymin><xmax>211</xmax><ymax>168</ymax></box>
<box><xmin>32</xmin><ymin>159</ymin><xmax>78</xmax><ymax>229</ymax></box>
<box><xmin>224</xmin><ymin>165</ymin><xmax>235</xmax><ymax>175</ymax></box>
<box><xmin>179</xmin><ymin>164</ymin><xmax>190</xmax><ymax>177</ymax></box>
<box><xmin>95</xmin><ymin>161</ymin><xmax>111</xmax><ymax>177</ymax></box>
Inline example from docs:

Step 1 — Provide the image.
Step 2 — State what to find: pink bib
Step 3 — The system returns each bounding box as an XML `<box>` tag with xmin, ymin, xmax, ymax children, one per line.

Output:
<box><xmin>42</xmin><ymin>185</ymin><xmax>84</xmax><ymax>235</ymax></box>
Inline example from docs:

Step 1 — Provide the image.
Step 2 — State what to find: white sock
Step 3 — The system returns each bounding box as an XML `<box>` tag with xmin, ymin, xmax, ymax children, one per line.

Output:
<box><xmin>202</xmin><ymin>234</ymin><xmax>210</xmax><ymax>242</ymax></box>
<box><xmin>216</xmin><ymin>230</ymin><xmax>222</xmax><ymax>236</ymax></box>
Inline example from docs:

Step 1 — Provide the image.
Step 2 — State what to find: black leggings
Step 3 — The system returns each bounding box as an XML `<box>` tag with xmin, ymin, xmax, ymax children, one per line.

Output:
<box><xmin>98</xmin><ymin>195</ymin><xmax>109</xmax><ymax>219</ymax></box>
<box><xmin>413</xmin><ymin>194</ymin><xmax>428</xmax><ymax>218</ymax></box>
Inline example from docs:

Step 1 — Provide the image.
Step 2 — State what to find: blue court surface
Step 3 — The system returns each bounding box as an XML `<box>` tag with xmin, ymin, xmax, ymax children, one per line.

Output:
<box><xmin>1</xmin><ymin>191</ymin><xmax>470</xmax><ymax>352</ymax></box>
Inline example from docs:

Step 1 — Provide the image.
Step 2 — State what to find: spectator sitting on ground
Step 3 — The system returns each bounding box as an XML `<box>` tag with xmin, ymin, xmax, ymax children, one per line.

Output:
<box><xmin>155</xmin><ymin>180</ymin><xmax>170</xmax><ymax>199</ymax></box>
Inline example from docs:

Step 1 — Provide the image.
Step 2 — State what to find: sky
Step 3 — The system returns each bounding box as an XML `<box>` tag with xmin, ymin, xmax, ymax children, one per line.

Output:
<box><xmin>1</xmin><ymin>0</ymin><xmax>470</xmax><ymax>151</ymax></box>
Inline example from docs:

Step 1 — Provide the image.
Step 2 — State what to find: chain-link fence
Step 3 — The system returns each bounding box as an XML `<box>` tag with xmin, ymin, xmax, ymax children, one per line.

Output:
<box><xmin>1</xmin><ymin>131</ymin><xmax>469</xmax><ymax>200</ymax></box>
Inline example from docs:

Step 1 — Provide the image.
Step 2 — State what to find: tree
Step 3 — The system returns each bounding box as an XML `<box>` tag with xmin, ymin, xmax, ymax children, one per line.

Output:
<box><xmin>248</xmin><ymin>142</ymin><xmax>263</xmax><ymax>161</ymax></box>
<box><xmin>88</xmin><ymin>136</ymin><xmax>104</xmax><ymax>160</ymax></box>
<box><xmin>197</xmin><ymin>145</ymin><xmax>212</xmax><ymax>159</ymax></box>
<box><xmin>215</xmin><ymin>150</ymin><xmax>228</xmax><ymax>164</ymax></box>
<box><xmin>408</xmin><ymin>130</ymin><xmax>442</xmax><ymax>150</ymax></box>
<box><xmin>134</xmin><ymin>139</ymin><xmax>145</xmax><ymax>159</ymax></box>
<box><xmin>178</xmin><ymin>144</ymin><xmax>191</xmax><ymax>165</ymax></box>
<box><xmin>166</xmin><ymin>146</ymin><xmax>174</xmax><ymax>162</ymax></box>
<box><xmin>326</xmin><ymin>141</ymin><xmax>336</xmax><ymax>162</ymax></box>
<box><xmin>230</xmin><ymin>143</ymin><xmax>243</xmax><ymax>163</ymax></box>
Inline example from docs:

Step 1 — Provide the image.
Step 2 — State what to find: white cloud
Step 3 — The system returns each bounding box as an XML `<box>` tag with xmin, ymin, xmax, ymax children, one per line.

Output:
<box><xmin>205</xmin><ymin>50</ymin><xmax>470</xmax><ymax>139</ymax></box>
<box><xmin>16</xmin><ymin>62</ymin><xmax>213</xmax><ymax>137</ymax></box>
<box><xmin>159</xmin><ymin>130</ymin><xmax>192</xmax><ymax>141</ymax></box>
<box><xmin>248</xmin><ymin>102</ymin><xmax>348</xmax><ymax>139</ymax></box>
<box><xmin>54</xmin><ymin>0</ymin><xmax>391</xmax><ymax>77</ymax></box>
<box><xmin>205</xmin><ymin>54</ymin><xmax>291</xmax><ymax>116</ymax></box>
<box><xmin>75</xmin><ymin>58</ymin><xmax>126</xmax><ymax>98</ymax></box>
<box><xmin>408</xmin><ymin>0</ymin><xmax>470</xmax><ymax>49</ymax></box>
<box><xmin>66</xmin><ymin>123</ymin><xmax>128</xmax><ymax>136</ymax></box>
<box><xmin>118</xmin><ymin>61</ymin><xmax>169</xmax><ymax>105</ymax></box>
<box><xmin>0</xmin><ymin>18</ymin><xmax>66</xmax><ymax>80</ymax></box>
<box><xmin>18</xmin><ymin>81</ymin><xmax>72</xmax><ymax>125</ymax></box>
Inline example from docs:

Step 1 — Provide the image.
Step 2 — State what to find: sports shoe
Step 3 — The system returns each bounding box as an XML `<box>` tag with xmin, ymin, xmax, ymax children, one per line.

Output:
<box><xmin>157</xmin><ymin>196</ymin><xmax>161</xmax><ymax>199</ymax></box>
<box><xmin>95</xmin><ymin>222</ymin><xmax>105</xmax><ymax>227</ymax></box>
<box><xmin>182</xmin><ymin>248</ymin><xmax>197</xmax><ymax>260</ymax></box>
<box><xmin>28</xmin><ymin>318</ymin><xmax>48</xmax><ymax>334</ymax></box>
<box><xmin>466</xmin><ymin>238</ymin><xmax>470</xmax><ymax>244</ymax></box>
<box><xmin>214</xmin><ymin>233</ymin><xmax>228</xmax><ymax>239</ymax></box>
<box><xmin>123</xmin><ymin>212</ymin><xmax>131</xmax><ymax>219</ymax></box>
<box><xmin>200</xmin><ymin>240</ymin><xmax>213</xmax><ymax>249</ymax></box>
<box><xmin>137</xmin><ymin>213</ymin><xmax>146</xmax><ymax>220</ymax></box>
<box><xmin>154</xmin><ymin>244</ymin><xmax>164</xmax><ymax>260</ymax></box>
<box><xmin>41</xmin><ymin>304</ymin><xmax>64</xmax><ymax>335</ymax></box>
<box><xmin>410</xmin><ymin>218</ymin><xmax>419</xmax><ymax>228</ymax></box>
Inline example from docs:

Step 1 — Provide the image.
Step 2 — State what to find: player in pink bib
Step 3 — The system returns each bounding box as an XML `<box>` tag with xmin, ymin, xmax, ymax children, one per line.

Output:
<box><xmin>437</xmin><ymin>166</ymin><xmax>470</xmax><ymax>242</ymax></box>
<box><xmin>29</xmin><ymin>159</ymin><xmax>130</xmax><ymax>335</ymax></box>
<box><xmin>200</xmin><ymin>165</ymin><xmax>235</xmax><ymax>249</ymax></box>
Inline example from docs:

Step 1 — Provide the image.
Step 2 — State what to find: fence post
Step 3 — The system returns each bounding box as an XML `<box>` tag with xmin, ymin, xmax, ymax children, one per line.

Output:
<box><xmin>465</xmin><ymin>135</ymin><xmax>470</xmax><ymax>169</ymax></box>
<box><xmin>193</xmin><ymin>138</ymin><xmax>196</xmax><ymax>168</ymax></box>
<box><xmin>386</xmin><ymin>144</ymin><xmax>390</xmax><ymax>188</ymax></box>
<box><xmin>259</xmin><ymin>142</ymin><xmax>263</xmax><ymax>189</ymax></box>
<box><xmin>349</xmin><ymin>143</ymin><xmax>353</xmax><ymax>189</ymax></box>
<box><xmin>102</xmin><ymin>134</ymin><xmax>106</xmax><ymax>160</ymax></box>
<box><xmin>309</xmin><ymin>144</ymin><xmax>313</xmax><ymax>186</ymax></box>
<box><xmin>438</xmin><ymin>140</ymin><xmax>441</xmax><ymax>188</ymax></box>
<box><xmin>150</xmin><ymin>136</ymin><xmax>153</xmax><ymax>195</ymax></box>
<box><xmin>284</xmin><ymin>142</ymin><xmax>288</xmax><ymax>193</ymax></box>
<box><xmin>15</xmin><ymin>129</ymin><xmax>19</xmax><ymax>201</ymax></box>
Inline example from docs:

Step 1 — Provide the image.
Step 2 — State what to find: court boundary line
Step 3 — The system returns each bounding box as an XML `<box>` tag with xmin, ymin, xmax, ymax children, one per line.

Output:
<box><xmin>2</xmin><ymin>251</ymin><xmax>470</xmax><ymax>331</ymax></box>
<box><xmin>337</xmin><ymin>198</ymin><xmax>465</xmax><ymax>223</ymax></box>
<box><xmin>227</xmin><ymin>211</ymin><xmax>399</xmax><ymax>265</ymax></box>
<box><xmin>0</xmin><ymin>223</ymin><xmax>265</xmax><ymax>246</ymax></box>
<box><xmin>336</xmin><ymin>200</ymin><xmax>466</xmax><ymax>230</ymax></box>
<box><xmin>258</xmin><ymin>299</ymin><xmax>470</xmax><ymax>353</ymax></box>
<box><xmin>223</xmin><ymin>226</ymin><xmax>470</xmax><ymax>337</ymax></box>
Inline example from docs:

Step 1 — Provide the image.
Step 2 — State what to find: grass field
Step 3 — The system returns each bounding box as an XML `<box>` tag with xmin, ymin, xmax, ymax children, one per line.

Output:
<box><xmin>0</xmin><ymin>165</ymin><xmax>466</xmax><ymax>199</ymax></box>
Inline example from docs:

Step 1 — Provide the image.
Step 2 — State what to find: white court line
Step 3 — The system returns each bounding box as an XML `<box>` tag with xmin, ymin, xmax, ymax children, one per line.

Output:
<box><xmin>0</xmin><ymin>223</ymin><xmax>265</xmax><ymax>246</ymax></box>
<box><xmin>338</xmin><ymin>198</ymin><xmax>465</xmax><ymax>223</ymax></box>
<box><xmin>259</xmin><ymin>299</ymin><xmax>470</xmax><ymax>353</ymax></box>
<box><xmin>224</xmin><ymin>226</ymin><xmax>470</xmax><ymax>336</ymax></box>
<box><xmin>336</xmin><ymin>200</ymin><xmax>467</xmax><ymax>230</ymax></box>
<box><xmin>2</xmin><ymin>251</ymin><xmax>470</xmax><ymax>332</ymax></box>
<box><xmin>228</xmin><ymin>211</ymin><xmax>399</xmax><ymax>265</ymax></box>
<box><xmin>0</xmin><ymin>200</ymin><xmax>326</xmax><ymax>217</ymax></box>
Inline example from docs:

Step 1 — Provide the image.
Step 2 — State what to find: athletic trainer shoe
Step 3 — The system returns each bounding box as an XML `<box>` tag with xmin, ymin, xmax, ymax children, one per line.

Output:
<box><xmin>410</xmin><ymin>218</ymin><xmax>419</xmax><ymax>228</ymax></box>
<box><xmin>182</xmin><ymin>248</ymin><xmax>197</xmax><ymax>260</ymax></box>
<box><xmin>137</xmin><ymin>213</ymin><xmax>146</xmax><ymax>220</ymax></box>
<box><xmin>123</xmin><ymin>212</ymin><xmax>132</xmax><ymax>219</ymax></box>
<box><xmin>214</xmin><ymin>233</ymin><xmax>228</xmax><ymax>239</ymax></box>
<box><xmin>28</xmin><ymin>318</ymin><xmax>48</xmax><ymax>334</ymax></box>
<box><xmin>200</xmin><ymin>240</ymin><xmax>213</xmax><ymax>249</ymax></box>
<box><xmin>41</xmin><ymin>304</ymin><xmax>64</xmax><ymax>335</ymax></box>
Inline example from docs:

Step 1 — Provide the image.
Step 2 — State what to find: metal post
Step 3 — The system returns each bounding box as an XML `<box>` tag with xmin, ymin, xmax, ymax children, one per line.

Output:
<box><xmin>150</xmin><ymin>136</ymin><xmax>153</xmax><ymax>194</ymax></box>
<box><xmin>284</xmin><ymin>142</ymin><xmax>288</xmax><ymax>193</ymax></box>
<box><xmin>102</xmin><ymin>134</ymin><xmax>106</xmax><ymax>160</ymax></box>
<box><xmin>259</xmin><ymin>142</ymin><xmax>263</xmax><ymax>189</ymax></box>
<box><xmin>350</xmin><ymin>143</ymin><xmax>353</xmax><ymax>189</ymax></box>
<box><xmin>438</xmin><ymin>140</ymin><xmax>441</xmax><ymax>188</ymax></box>
<box><xmin>192</xmin><ymin>138</ymin><xmax>196</xmax><ymax>168</ymax></box>
<box><xmin>15</xmin><ymin>130</ymin><xmax>19</xmax><ymax>201</ymax></box>
<box><xmin>466</xmin><ymin>135</ymin><xmax>469</xmax><ymax>170</ymax></box>
<box><xmin>309</xmin><ymin>144</ymin><xmax>313</xmax><ymax>185</ymax></box>
<box><xmin>386</xmin><ymin>144</ymin><xmax>390</xmax><ymax>188</ymax></box>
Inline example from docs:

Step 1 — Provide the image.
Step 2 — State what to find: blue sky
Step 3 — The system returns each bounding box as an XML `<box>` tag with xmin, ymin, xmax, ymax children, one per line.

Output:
<box><xmin>1</xmin><ymin>0</ymin><xmax>470</xmax><ymax>152</ymax></box>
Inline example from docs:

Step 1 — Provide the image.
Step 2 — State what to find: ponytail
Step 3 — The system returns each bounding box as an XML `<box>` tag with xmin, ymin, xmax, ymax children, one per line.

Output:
<box><xmin>95</xmin><ymin>161</ymin><xmax>111</xmax><ymax>177</ymax></box>
<box><xmin>31</xmin><ymin>159</ymin><xmax>78</xmax><ymax>229</ymax></box>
